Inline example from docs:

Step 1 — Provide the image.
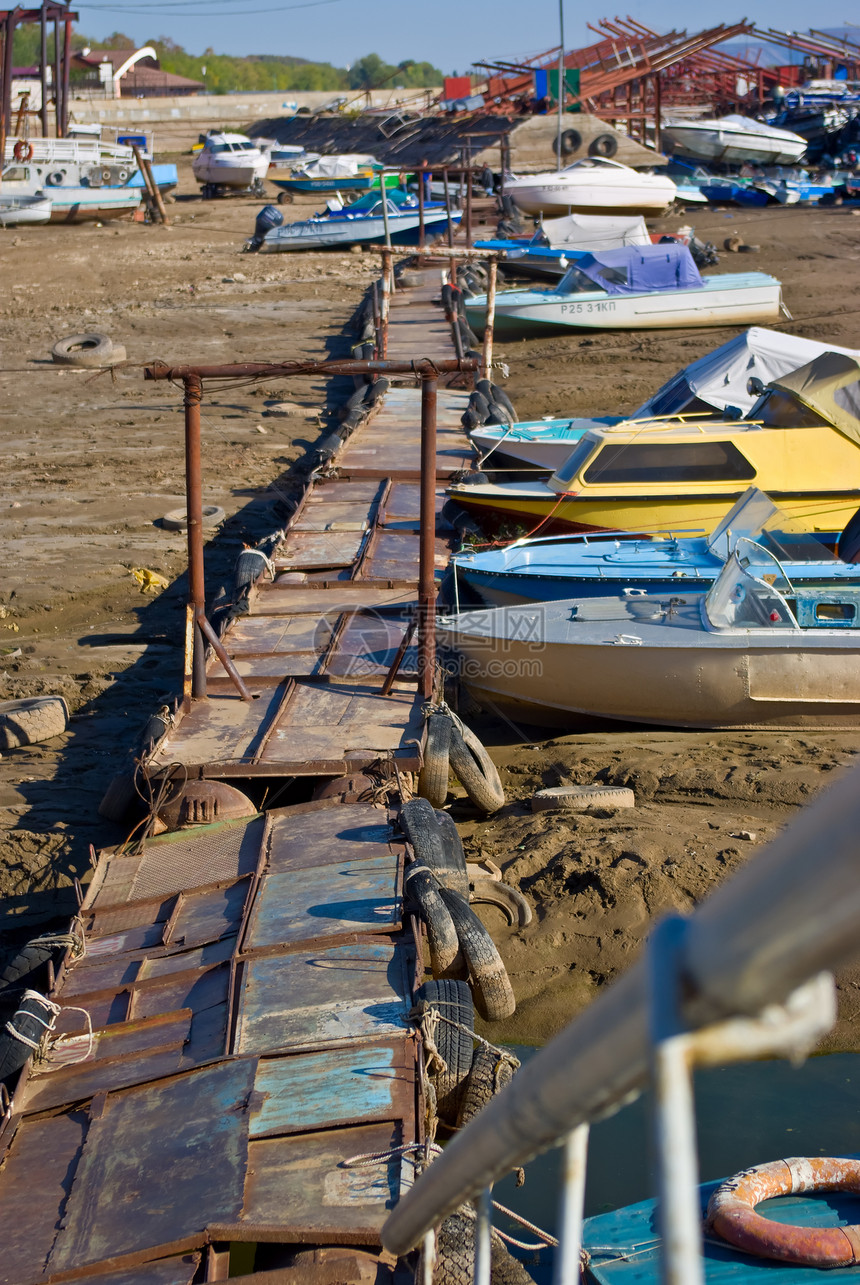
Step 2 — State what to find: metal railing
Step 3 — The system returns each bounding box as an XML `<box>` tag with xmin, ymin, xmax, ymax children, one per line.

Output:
<box><xmin>382</xmin><ymin>761</ymin><xmax>860</xmax><ymax>1282</ymax></box>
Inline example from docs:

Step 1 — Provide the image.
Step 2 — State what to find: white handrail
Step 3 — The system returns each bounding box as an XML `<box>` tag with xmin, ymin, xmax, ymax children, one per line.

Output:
<box><xmin>382</xmin><ymin>762</ymin><xmax>860</xmax><ymax>1256</ymax></box>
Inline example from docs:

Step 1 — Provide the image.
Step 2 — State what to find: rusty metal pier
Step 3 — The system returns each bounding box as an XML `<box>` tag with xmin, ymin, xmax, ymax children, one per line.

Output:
<box><xmin>0</xmin><ymin>260</ymin><xmax>490</xmax><ymax>1283</ymax></box>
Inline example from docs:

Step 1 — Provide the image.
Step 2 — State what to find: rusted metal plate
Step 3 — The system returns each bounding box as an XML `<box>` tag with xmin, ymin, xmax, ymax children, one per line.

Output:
<box><xmin>275</xmin><ymin>529</ymin><xmax>367</xmax><ymax>572</ymax></box>
<box><xmin>244</xmin><ymin>854</ymin><xmax>401</xmax><ymax>950</ymax></box>
<box><xmin>381</xmin><ymin>483</ymin><xmax>448</xmax><ymax>527</ymax></box>
<box><xmin>293</xmin><ymin>501</ymin><xmax>376</xmax><ymax>532</ymax></box>
<box><xmin>234</xmin><ymin>940</ymin><xmax>412</xmax><ymax>1054</ymax></box>
<box><xmin>266</xmin><ymin>803</ymin><xmax>395</xmax><ymax>873</ymax></box>
<box><xmin>240</xmin><ymin>1121</ymin><xmax>406</xmax><ymax>1240</ymax></box>
<box><xmin>323</xmin><ymin>612</ymin><xmax>417</xmax><ymax>680</ymax></box>
<box><xmin>148</xmin><ymin>687</ymin><xmax>287</xmax><ymax>774</ymax></box>
<box><xmin>251</xmin><ymin>585</ymin><xmax>417</xmax><ymax>617</ymax></box>
<box><xmin>129</xmin><ymin>961</ymin><xmax>230</xmax><ymax>1023</ymax></box>
<box><xmin>303</xmin><ymin>480</ymin><xmax>383</xmax><ymax>505</ymax></box>
<box><xmin>0</xmin><ymin>1108</ymin><xmax>88</xmax><ymax>1285</ymax></box>
<box><xmin>165</xmin><ymin>879</ymin><xmax>252</xmax><ymax>951</ymax></box>
<box><xmin>22</xmin><ymin>1013</ymin><xmax>193</xmax><ymax>1115</ymax></box>
<box><xmin>47</xmin><ymin>1060</ymin><xmax>256</xmax><ymax>1276</ymax></box>
<box><xmin>258</xmin><ymin>679</ymin><xmax>423</xmax><ymax>769</ymax></box>
<box><xmin>249</xmin><ymin>1040</ymin><xmax>413</xmax><ymax>1138</ymax></box>
<box><xmin>92</xmin><ymin>817</ymin><xmax>265</xmax><ymax>909</ymax></box>
<box><xmin>358</xmin><ymin>528</ymin><xmax>451</xmax><ymax>584</ymax></box>
<box><xmin>225</xmin><ymin>616</ymin><xmax>333</xmax><ymax>655</ymax></box>
<box><xmin>67</xmin><ymin>1256</ymin><xmax>201</xmax><ymax>1285</ymax></box>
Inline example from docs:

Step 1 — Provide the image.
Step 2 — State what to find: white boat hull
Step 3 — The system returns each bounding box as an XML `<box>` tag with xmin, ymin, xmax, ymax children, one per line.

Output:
<box><xmin>662</xmin><ymin>122</ymin><xmax>807</xmax><ymax>166</ymax></box>
<box><xmin>468</xmin><ymin>274</ymin><xmax>783</xmax><ymax>337</ymax></box>
<box><xmin>0</xmin><ymin>196</ymin><xmax>51</xmax><ymax>226</ymax></box>
<box><xmin>192</xmin><ymin>158</ymin><xmax>268</xmax><ymax>188</ymax></box>
<box><xmin>506</xmin><ymin>172</ymin><xmax>676</xmax><ymax>217</ymax></box>
<box><xmin>440</xmin><ymin>599</ymin><xmax>860</xmax><ymax>729</ymax></box>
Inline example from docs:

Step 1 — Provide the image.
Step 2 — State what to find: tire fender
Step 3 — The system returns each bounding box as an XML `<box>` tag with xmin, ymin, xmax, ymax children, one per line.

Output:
<box><xmin>448</xmin><ymin>722</ymin><xmax>505</xmax><ymax>814</ymax></box>
<box><xmin>405</xmin><ymin>864</ymin><xmax>463</xmax><ymax>977</ymax></box>
<box><xmin>589</xmin><ymin>133</ymin><xmax>619</xmax><ymax>158</ymax></box>
<box><xmin>439</xmin><ymin>887</ymin><xmax>516</xmax><ymax>1022</ymax></box>
<box><xmin>418</xmin><ymin>711</ymin><xmax>452</xmax><ymax>809</ymax></box>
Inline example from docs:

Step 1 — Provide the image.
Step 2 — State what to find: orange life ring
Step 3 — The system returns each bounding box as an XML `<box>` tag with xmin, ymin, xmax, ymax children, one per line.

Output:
<box><xmin>707</xmin><ymin>1157</ymin><xmax>860</xmax><ymax>1268</ymax></box>
<box><xmin>12</xmin><ymin>139</ymin><xmax>34</xmax><ymax>162</ymax></box>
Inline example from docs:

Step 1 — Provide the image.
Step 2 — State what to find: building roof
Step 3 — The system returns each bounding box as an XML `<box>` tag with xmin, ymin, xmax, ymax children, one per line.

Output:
<box><xmin>119</xmin><ymin>65</ymin><xmax>204</xmax><ymax>93</ymax></box>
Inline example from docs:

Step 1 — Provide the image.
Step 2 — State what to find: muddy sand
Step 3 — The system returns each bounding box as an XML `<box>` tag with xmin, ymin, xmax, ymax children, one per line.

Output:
<box><xmin>1</xmin><ymin>164</ymin><xmax>859</xmax><ymax>1048</ymax></box>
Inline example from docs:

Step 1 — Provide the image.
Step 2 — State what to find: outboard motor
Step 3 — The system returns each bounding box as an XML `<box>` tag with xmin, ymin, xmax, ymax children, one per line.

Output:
<box><xmin>245</xmin><ymin>204</ymin><xmax>283</xmax><ymax>253</ymax></box>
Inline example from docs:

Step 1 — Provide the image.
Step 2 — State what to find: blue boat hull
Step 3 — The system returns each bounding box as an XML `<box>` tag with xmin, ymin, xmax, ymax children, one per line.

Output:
<box><xmin>271</xmin><ymin>176</ymin><xmax>374</xmax><ymax>194</ymax></box>
<box><xmin>125</xmin><ymin>163</ymin><xmax>178</xmax><ymax>195</ymax></box>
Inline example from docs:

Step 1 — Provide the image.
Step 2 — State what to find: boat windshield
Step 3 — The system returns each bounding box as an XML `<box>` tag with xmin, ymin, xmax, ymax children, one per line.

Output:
<box><xmin>550</xmin><ymin>435</ymin><xmax>602</xmax><ymax>491</ymax></box>
<box><xmin>748</xmin><ymin>387</ymin><xmax>832</xmax><ymax>428</ymax></box>
<box><xmin>704</xmin><ymin>539</ymin><xmax>797</xmax><ymax>630</ymax></box>
<box><xmin>555</xmin><ymin>265</ymin><xmax>605</xmax><ymax>295</ymax></box>
<box><xmin>707</xmin><ymin>488</ymin><xmax>780</xmax><ymax>557</ymax></box>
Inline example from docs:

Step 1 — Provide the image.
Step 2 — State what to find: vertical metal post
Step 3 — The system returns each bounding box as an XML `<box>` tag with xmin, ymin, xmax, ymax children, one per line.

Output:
<box><xmin>0</xmin><ymin>11</ymin><xmax>15</xmax><ymax>181</ymax></box>
<box><xmin>39</xmin><ymin>2</ymin><xmax>49</xmax><ymax>137</ymax></box>
<box><xmin>654</xmin><ymin>72</ymin><xmax>662</xmax><ymax>154</ymax></box>
<box><xmin>184</xmin><ymin>375</ymin><xmax>208</xmax><ymax>699</ymax></box>
<box><xmin>53</xmin><ymin>13</ymin><xmax>61</xmax><ymax>137</ymax></box>
<box><xmin>418</xmin><ymin>160</ymin><xmax>426</xmax><ymax>251</ymax></box>
<box><xmin>372</xmin><ymin>278</ymin><xmax>382</xmax><ymax>357</ymax></box>
<box><xmin>465</xmin><ymin>143</ymin><xmax>473</xmax><ymax>248</ymax></box>
<box><xmin>553</xmin><ymin>1124</ymin><xmax>589</xmax><ymax>1285</ymax></box>
<box><xmin>557</xmin><ymin>0</ymin><xmax>565</xmax><ymax>167</ymax></box>
<box><xmin>473</xmin><ymin>1187</ymin><xmax>492</xmax><ymax>1285</ymax></box>
<box><xmin>443</xmin><ymin>168</ymin><xmax>456</xmax><ymax>282</ymax></box>
<box><xmin>61</xmin><ymin>14</ymin><xmax>71</xmax><ymax>138</ymax></box>
<box><xmin>380</xmin><ymin>248</ymin><xmax>391</xmax><ymax>358</ymax></box>
<box><xmin>417</xmin><ymin>373</ymin><xmax>437</xmax><ymax>701</ymax></box>
<box><xmin>481</xmin><ymin>258</ymin><xmax>498</xmax><ymax>382</ymax></box>
<box><xmin>649</xmin><ymin>916</ymin><xmax>705</xmax><ymax>1285</ymax></box>
<box><xmin>380</xmin><ymin>180</ymin><xmax>392</xmax><ymax>248</ymax></box>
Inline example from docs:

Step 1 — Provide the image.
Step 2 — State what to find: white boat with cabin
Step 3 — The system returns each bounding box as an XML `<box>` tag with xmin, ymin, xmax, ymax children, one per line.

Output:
<box><xmin>505</xmin><ymin>157</ymin><xmax>677</xmax><ymax>217</ymax></box>
<box><xmin>662</xmin><ymin>114</ymin><xmax>808</xmax><ymax>165</ymax></box>
<box><xmin>191</xmin><ymin>132</ymin><xmax>269</xmax><ymax>194</ymax></box>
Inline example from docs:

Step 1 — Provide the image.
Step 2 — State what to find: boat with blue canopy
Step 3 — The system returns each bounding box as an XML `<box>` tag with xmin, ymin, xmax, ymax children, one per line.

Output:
<box><xmin>464</xmin><ymin>243</ymin><xmax>782</xmax><ymax>338</ymax></box>
<box><xmin>450</xmin><ymin>487</ymin><xmax>860</xmax><ymax>607</ymax></box>
<box><xmin>256</xmin><ymin>189</ymin><xmax>461</xmax><ymax>253</ymax></box>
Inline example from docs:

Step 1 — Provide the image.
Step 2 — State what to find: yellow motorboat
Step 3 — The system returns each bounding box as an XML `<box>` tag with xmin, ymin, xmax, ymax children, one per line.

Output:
<box><xmin>450</xmin><ymin>352</ymin><xmax>860</xmax><ymax>537</ymax></box>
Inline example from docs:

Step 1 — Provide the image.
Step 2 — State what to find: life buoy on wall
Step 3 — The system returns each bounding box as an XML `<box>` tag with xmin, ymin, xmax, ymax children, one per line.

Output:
<box><xmin>12</xmin><ymin>139</ymin><xmax>34</xmax><ymax>162</ymax></box>
<box><xmin>708</xmin><ymin>1157</ymin><xmax>860</xmax><ymax>1268</ymax></box>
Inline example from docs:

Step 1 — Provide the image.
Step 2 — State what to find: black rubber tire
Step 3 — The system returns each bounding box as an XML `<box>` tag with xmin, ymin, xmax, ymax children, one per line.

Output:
<box><xmin>489</xmin><ymin>383</ymin><xmax>517</xmax><ymax>419</ymax></box>
<box><xmin>440</xmin><ymin>282</ymin><xmax>454</xmax><ymax>315</ymax></box>
<box><xmin>457</xmin><ymin>316</ymin><xmax>481</xmax><ymax>349</ymax></box>
<box><xmin>0</xmin><ymin>992</ymin><xmax>57</xmax><ymax>1080</ymax></box>
<box><xmin>418</xmin><ymin>712</ymin><xmax>452</xmax><ymax>809</ymax></box>
<box><xmin>491</xmin><ymin>1238</ymin><xmax>538</xmax><ymax>1284</ymax></box>
<box><xmin>406</xmin><ymin>864</ymin><xmax>463</xmax><ymax>977</ymax></box>
<box><xmin>0</xmin><ymin>696</ymin><xmax>68</xmax><ymax>750</ymax></box>
<box><xmin>589</xmin><ymin>133</ymin><xmax>618</xmax><ymax>158</ymax></box>
<box><xmin>276</xmin><ymin>190</ymin><xmax>293</xmax><ymax>204</ymax></box>
<box><xmin>51</xmin><ymin>332</ymin><xmax>123</xmax><ymax>368</ymax></box>
<box><xmin>458</xmin><ymin>1044</ymin><xmax>516</xmax><ymax>1127</ymax></box>
<box><xmin>838</xmin><ymin>506</ymin><xmax>860</xmax><ymax>563</ymax></box>
<box><xmin>415</xmin><ymin>979</ymin><xmax>474</xmax><ymax>1127</ymax></box>
<box><xmin>558</xmin><ymin>127</ymin><xmax>583</xmax><ymax>156</ymax></box>
<box><xmin>434</xmin><ymin>810</ymin><xmax>470</xmax><ymax>901</ymax></box>
<box><xmin>486</xmin><ymin>400</ymin><xmax>514</xmax><ymax>427</ymax></box>
<box><xmin>314</xmin><ymin>431</ymin><xmax>345</xmax><ymax>460</ymax></box>
<box><xmin>365</xmin><ymin>376</ymin><xmax>389</xmax><ymax>406</ymax></box>
<box><xmin>439</xmin><ymin>888</ymin><xmax>516</xmax><ymax>1022</ymax></box>
<box><xmin>0</xmin><ymin>940</ymin><xmax>57</xmax><ymax>992</ymax></box>
<box><xmin>98</xmin><ymin>770</ymin><xmax>138</xmax><ymax>821</ymax></box>
<box><xmin>422</xmin><ymin>1213</ymin><xmax>536</xmax><ymax>1284</ymax></box>
<box><xmin>448</xmin><ymin>723</ymin><xmax>505</xmax><ymax>814</ymax></box>
<box><xmin>161</xmin><ymin>505</ymin><xmax>226</xmax><ymax>532</ymax></box>
<box><xmin>233</xmin><ymin>549</ymin><xmax>269</xmax><ymax>599</ymax></box>
<box><xmin>400</xmin><ymin>798</ymin><xmax>469</xmax><ymax>897</ymax></box>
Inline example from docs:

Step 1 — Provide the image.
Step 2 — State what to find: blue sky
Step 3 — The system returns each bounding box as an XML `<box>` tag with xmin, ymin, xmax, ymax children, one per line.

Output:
<box><xmin>72</xmin><ymin>1</ymin><xmax>852</xmax><ymax>72</ymax></box>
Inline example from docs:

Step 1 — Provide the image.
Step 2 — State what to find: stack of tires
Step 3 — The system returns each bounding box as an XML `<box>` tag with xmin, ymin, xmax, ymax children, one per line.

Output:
<box><xmin>418</xmin><ymin>709</ymin><xmax>505</xmax><ymax>815</ymax></box>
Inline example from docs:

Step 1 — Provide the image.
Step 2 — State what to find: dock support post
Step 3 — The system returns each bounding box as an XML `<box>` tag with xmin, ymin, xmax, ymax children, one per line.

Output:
<box><xmin>553</xmin><ymin>1124</ymin><xmax>589</xmax><ymax>1285</ymax></box>
<box><xmin>481</xmin><ymin>258</ymin><xmax>498</xmax><ymax>382</ymax></box>
<box><xmin>418</xmin><ymin>160</ymin><xmax>426</xmax><ymax>252</ymax></box>
<box><xmin>380</xmin><ymin>247</ymin><xmax>391</xmax><ymax>359</ymax></box>
<box><xmin>184</xmin><ymin>375</ymin><xmax>208</xmax><ymax>699</ymax></box>
<box><xmin>417</xmin><ymin>373</ymin><xmax>438</xmax><ymax>700</ymax></box>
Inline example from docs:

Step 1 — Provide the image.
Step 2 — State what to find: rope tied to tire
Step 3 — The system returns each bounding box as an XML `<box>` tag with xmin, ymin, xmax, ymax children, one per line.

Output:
<box><xmin>37</xmin><ymin>1005</ymin><xmax>94</xmax><ymax>1068</ymax></box>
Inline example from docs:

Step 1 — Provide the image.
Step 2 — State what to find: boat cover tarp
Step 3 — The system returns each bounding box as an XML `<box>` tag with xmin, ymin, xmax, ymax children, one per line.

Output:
<box><xmin>772</xmin><ymin>352</ymin><xmax>860</xmax><ymax>446</ymax></box>
<box><xmin>635</xmin><ymin>327</ymin><xmax>860</xmax><ymax>418</ymax></box>
<box><xmin>538</xmin><ymin>212</ymin><xmax>650</xmax><ymax>250</ymax></box>
<box><xmin>575</xmin><ymin>244</ymin><xmax>703</xmax><ymax>295</ymax></box>
<box><xmin>302</xmin><ymin>153</ymin><xmax>378</xmax><ymax>178</ymax></box>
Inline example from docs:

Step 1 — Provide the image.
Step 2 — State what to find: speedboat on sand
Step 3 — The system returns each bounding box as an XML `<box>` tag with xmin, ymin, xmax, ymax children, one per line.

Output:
<box><xmin>662</xmin><ymin>114</ymin><xmax>808</xmax><ymax>165</ymax></box>
<box><xmin>192</xmin><ymin>132</ymin><xmax>269</xmax><ymax>194</ymax></box>
<box><xmin>438</xmin><ymin>539</ymin><xmax>860</xmax><ymax>729</ymax></box>
<box><xmin>504</xmin><ymin>157</ymin><xmax>677</xmax><ymax>217</ymax></box>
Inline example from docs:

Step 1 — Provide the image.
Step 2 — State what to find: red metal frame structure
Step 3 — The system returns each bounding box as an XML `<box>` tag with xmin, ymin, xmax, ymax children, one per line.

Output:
<box><xmin>144</xmin><ymin>357</ymin><xmax>478</xmax><ymax>704</ymax></box>
<box><xmin>751</xmin><ymin>26</ymin><xmax>860</xmax><ymax>82</ymax></box>
<box><xmin>0</xmin><ymin>2</ymin><xmax>77</xmax><ymax>166</ymax></box>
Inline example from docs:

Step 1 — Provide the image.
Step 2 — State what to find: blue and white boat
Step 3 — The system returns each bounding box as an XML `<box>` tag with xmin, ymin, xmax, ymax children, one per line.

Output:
<box><xmin>451</xmin><ymin>487</ymin><xmax>860</xmax><ymax>607</ymax></box>
<box><xmin>268</xmin><ymin>152</ymin><xmax>381</xmax><ymax>198</ymax></box>
<box><xmin>476</xmin><ymin>212</ymin><xmax>652</xmax><ymax>281</ymax></box>
<box><xmin>464</xmin><ymin>244</ymin><xmax>782</xmax><ymax>339</ymax></box>
<box><xmin>258</xmin><ymin>189</ymin><xmax>461</xmax><ymax>253</ymax></box>
<box><xmin>470</xmin><ymin>327</ymin><xmax>860</xmax><ymax>470</ymax></box>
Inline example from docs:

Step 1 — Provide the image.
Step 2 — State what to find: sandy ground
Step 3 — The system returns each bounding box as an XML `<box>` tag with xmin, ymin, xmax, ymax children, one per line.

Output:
<box><xmin>2</xmin><ymin>162</ymin><xmax>860</xmax><ymax>1053</ymax></box>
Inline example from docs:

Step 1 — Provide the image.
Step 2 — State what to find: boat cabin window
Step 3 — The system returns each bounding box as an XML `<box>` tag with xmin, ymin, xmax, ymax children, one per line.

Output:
<box><xmin>234</xmin><ymin>141</ymin><xmax>257</xmax><ymax>151</ymax></box>
<box><xmin>750</xmin><ymin>388</ymin><xmax>831</xmax><ymax>428</ymax></box>
<box><xmin>552</xmin><ymin>436</ymin><xmax>602</xmax><ymax>488</ymax></box>
<box><xmin>208</xmin><ymin>143</ymin><xmax>231</xmax><ymax>153</ymax></box>
<box><xmin>556</xmin><ymin>266</ymin><xmax>602</xmax><ymax>294</ymax></box>
<box><xmin>581</xmin><ymin>440</ymin><xmax>756</xmax><ymax>485</ymax></box>
<box><xmin>2</xmin><ymin>166</ymin><xmax>28</xmax><ymax>181</ymax></box>
<box><xmin>815</xmin><ymin>601</ymin><xmax>856</xmax><ymax>622</ymax></box>
<box><xmin>705</xmin><ymin>545</ymin><xmax>796</xmax><ymax>630</ymax></box>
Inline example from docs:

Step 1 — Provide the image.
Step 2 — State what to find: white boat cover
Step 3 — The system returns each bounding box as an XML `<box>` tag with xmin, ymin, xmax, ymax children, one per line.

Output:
<box><xmin>717</xmin><ymin>114</ymin><xmax>806</xmax><ymax>143</ymax></box>
<box><xmin>302</xmin><ymin>153</ymin><xmax>378</xmax><ymax>178</ymax></box>
<box><xmin>635</xmin><ymin>327</ymin><xmax>860</xmax><ymax>418</ymax></box>
<box><xmin>539</xmin><ymin>212</ymin><xmax>650</xmax><ymax>249</ymax></box>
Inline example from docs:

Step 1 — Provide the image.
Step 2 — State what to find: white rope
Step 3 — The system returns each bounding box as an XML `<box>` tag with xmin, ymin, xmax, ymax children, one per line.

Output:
<box><xmin>44</xmin><ymin>1006</ymin><xmax>94</xmax><ymax>1067</ymax></box>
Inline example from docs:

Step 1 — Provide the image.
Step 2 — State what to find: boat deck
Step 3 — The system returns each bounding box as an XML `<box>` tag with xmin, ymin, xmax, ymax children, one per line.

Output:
<box><xmin>0</xmin><ymin>268</ymin><xmax>476</xmax><ymax>1282</ymax></box>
